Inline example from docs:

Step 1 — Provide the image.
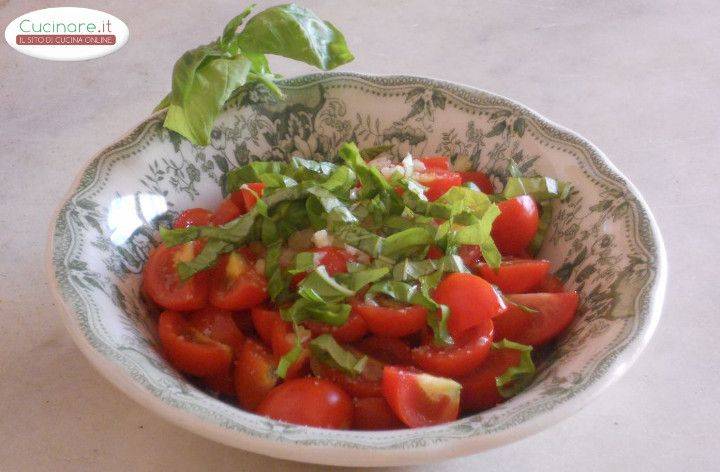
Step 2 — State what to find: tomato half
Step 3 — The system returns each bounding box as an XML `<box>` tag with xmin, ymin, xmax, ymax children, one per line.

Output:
<box><xmin>459</xmin><ymin>346</ymin><xmax>523</xmax><ymax>412</ymax></box>
<box><xmin>493</xmin><ymin>292</ymin><xmax>579</xmax><ymax>346</ymax></box>
<box><xmin>354</xmin><ymin>336</ymin><xmax>414</xmax><ymax>365</ymax></box>
<box><xmin>234</xmin><ymin>338</ymin><xmax>278</xmax><ymax>410</ymax></box>
<box><xmin>230</xmin><ymin>182</ymin><xmax>265</xmax><ymax>212</ymax></box>
<box><xmin>353</xmin><ymin>397</ymin><xmax>404</xmax><ymax>430</ymax></box>
<box><xmin>142</xmin><ymin>242</ymin><xmax>209</xmax><ymax>312</ymax></box>
<box><xmin>426</xmin><ymin>245</ymin><xmax>444</xmax><ymax>260</ymax></box>
<box><xmin>352</xmin><ymin>299</ymin><xmax>427</xmax><ymax>338</ymax></box>
<box><xmin>212</xmin><ymin>198</ymin><xmax>242</xmax><ymax>225</ymax></box>
<box><xmin>537</xmin><ymin>275</ymin><xmax>565</xmax><ymax>293</ymax></box>
<box><xmin>201</xmin><ymin>368</ymin><xmax>236</xmax><ymax>397</ymax></box>
<box><xmin>250</xmin><ymin>305</ymin><xmax>282</xmax><ymax>346</ymax></box>
<box><xmin>416</xmin><ymin>170</ymin><xmax>463</xmax><ymax>201</ymax></box>
<box><xmin>474</xmin><ymin>259</ymin><xmax>550</xmax><ymax>294</ymax></box>
<box><xmin>417</xmin><ymin>155</ymin><xmax>450</xmax><ymax>171</ymax></box>
<box><xmin>311</xmin><ymin>353</ymin><xmax>385</xmax><ymax>398</ymax></box>
<box><xmin>460</xmin><ymin>171</ymin><xmax>494</xmax><ymax>194</ymax></box>
<box><xmin>411</xmin><ymin>318</ymin><xmax>494</xmax><ymax>377</ymax></box>
<box><xmin>433</xmin><ymin>273</ymin><xmax>506</xmax><ymax>338</ymax></box>
<box><xmin>158</xmin><ymin>311</ymin><xmax>232</xmax><ymax>377</ymax></box>
<box><xmin>187</xmin><ymin>307</ymin><xmax>245</xmax><ymax>353</ymax></box>
<box><xmin>173</xmin><ymin>208</ymin><xmax>213</xmax><ymax>229</ymax></box>
<box><xmin>292</xmin><ymin>246</ymin><xmax>357</xmax><ymax>285</ymax></box>
<box><xmin>382</xmin><ymin>366</ymin><xmax>461</xmax><ymax>428</ymax></box>
<box><xmin>257</xmin><ymin>378</ymin><xmax>353</xmax><ymax>429</ymax></box>
<box><xmin>491</xmin><ymin>196</ymin><xmax>539</xmax><ymax>256</ymax></box>
<box><xmin>209</xmin><ymin>251</ymin><xmax>268</xmax><ymax>310</ymax></box>
<box><xmin>303</xmin><ymin>310</ymin><xmax>368</xmax><ymax>343</ymax></box>
<box><xmin>270</xmin><ymin>321</ymin><xmax>311</xmax><ymax>379</ymax></box>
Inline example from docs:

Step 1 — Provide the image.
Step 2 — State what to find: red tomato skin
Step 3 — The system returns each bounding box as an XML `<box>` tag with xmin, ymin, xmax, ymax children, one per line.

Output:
<box><xmin>250</xmin><ymin>306</ymin><xmax>282</xmax><ymax>346</ymax></box>
<box><xmin>419</xmin><ymin>170</ymin><xmax>463</xmax><ymax>201</ymax></box>
<box><xmin>433</xmin><ymin>273</ymin><xmax>506</xmax><ymax>339</ymax></box>
<box><xmin>458</xmin><ymin>244</ymin><xmax>484</xmax><ymax>267</ymax></box>
<box><xmin>311</xmin><ymin>354</ymin><xmax>385</xmax><ymax>398</ymax></box>
<box><xmin>201</xmin><ymin>368</ymin><xmax>236</xmax><ymax>397</ymax></box>
<box><xmin>459</xmin><ymin>348</ymin><xmax>522</xmax><ymax>412</ymax></box>
<box><xmin>411</xmin><ymin>318</ymin><xmax>494</xmax><ymax>377</ymax></box>
<box><xmin>427</xmin><ymin>245</ymin><xmax>444</xmax><ymax>260</ymax></box>
<box><xmin>303</xmin><ymin>310</ymin><xmax>368</xmax><ymax>343</ymax></box>
<box><xmin>382</xmin><ymin>366</ymin><xmax>460</xmax><ymax>428</ymax></box>
<box><xmin>475</xmin><ymin>259</ymin><xmax>551</xmax><ymax>294</ymax></box>
<box><xmin>257</xmin><ymin>378</ymin><xmax>354</xmax><ymax>429</ymax></box>
<box><xmin>187</xmin><ymin>307</ymin><xmax>245</xmax><ymax>353</ymax></box>
<box><xmin>270</xmin><ymin>321</ymin><xmax>310</xmax><ymax>379</ymax></box>
<box><xmin>230</xmin><ymin>182</ymin><xmax>265</xmax><ymax>212</ymax></box>
<box><xmin>173</xmin><ymin>208</ymin><xmax>213</xmax><ymax>229</ymax></box>
<box><xmin>158</xmin><ymin>311</ymin><xmax>232</xmax><ymax>377</ymax></box>
<box><xmin>292</xmin><ymin>247</ymin><xmax>357</xmax><ymax>285</ymax></box>
<box><xmin>209</xmin><ymin>252</ymin><xmax>268</xmax><ymax>311</ymax></box>
<box><xmin>460</xmin><ymin>171</ymin><xmax>494</xmax><ymax>194</ymax></box>
<box><xmin>212</xmin><ymin>198</ymin><xmax>242</xmax><ymax>225</ymax></box>
<box><xmin>537</xmin><ymin>275</ymin><xmax>565</xmax><ymax>293</ymax></box>
<box><xmin>493</xmin><ymin>292</ymin><xmax>579</xmax><ymax>346</ymax></box>
<box><xmin>142</xmin><ymin>243</ymin><xmax>209</xmax><ymax>312</ymax></box>
<box><xmin>234</xmin><ymin>338</ymin><xmax>278</xmax><ymax>410</ymax></box>
<box><xmin>352</xmin><ymin>300</ymin><xmax>427</xmax><ymax>338</ymax></box>
<box><xmin>491</xmin><ymin>196</ymin><xmax>540</xmax><ymax>256</ymax></box>
<box><xmin>353</xmin><ymin>336</ymin><xmax>414</xmax><ymax>365</ymax></box>
<box><xmin>418</xmin><ymin>156</ymin><xmax>451</xmax><ymax>171</ymax></box>
<box><xmin>353</xmin><ymin>397</ymin><xmax>405</xmax><ymax>430</ymax></box>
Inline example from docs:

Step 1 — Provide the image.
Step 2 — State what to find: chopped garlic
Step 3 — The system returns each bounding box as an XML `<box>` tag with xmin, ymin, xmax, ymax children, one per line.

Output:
<box><xmin>312</xmin><ymin>229</ymin><xmax>334</xmax><ymax>248</ymax></box>
<box><xmin>254</xmin><ymin>258</ymin><xmax>265</xmax><ymax>275</ymax></box>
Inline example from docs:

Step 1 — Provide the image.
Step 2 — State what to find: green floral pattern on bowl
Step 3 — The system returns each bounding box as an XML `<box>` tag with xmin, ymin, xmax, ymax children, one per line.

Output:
<box><xmin>48</xmin><ymin>73</ymin><xmax>666</xmax><ymax>466</ymax></box>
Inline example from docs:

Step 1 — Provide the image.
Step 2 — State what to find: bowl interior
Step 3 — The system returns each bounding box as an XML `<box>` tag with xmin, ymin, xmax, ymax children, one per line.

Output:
<box><xmin>50</xmin><ymin>73</ymin><xmax>664</xmax><ymax>464</ymax></box>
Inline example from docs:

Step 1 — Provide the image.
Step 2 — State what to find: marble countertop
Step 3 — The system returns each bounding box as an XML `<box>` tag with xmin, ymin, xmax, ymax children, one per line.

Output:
<box><xmin>1</xmin><ymin>1</ymin><xmax>718</xmax><ymax>470</ymax></box>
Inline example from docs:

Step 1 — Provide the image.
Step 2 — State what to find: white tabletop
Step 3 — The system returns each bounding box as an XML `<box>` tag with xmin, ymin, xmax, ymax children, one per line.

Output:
<box><xmin>1</xmin><ymin>1</ymin><xmax>717</xmax><ymax>470</ymax></box>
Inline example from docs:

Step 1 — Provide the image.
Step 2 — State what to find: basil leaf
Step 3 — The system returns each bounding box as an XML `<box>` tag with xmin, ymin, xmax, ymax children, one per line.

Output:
<box><xmin>305</xmin><ymin>187</ymin><xmax>357</xmax><ymax>224</ymax></box>
<box><xmin>298</xmin><ymin>266</ymin><xmax>355</xmax><ymax>302</ymax></box>
<box><xmin>331</xmin><ymin>223</ymin><xmax>383</xmax><ymax>258</ymax></box>
<box><xmin>336</xmin><ymin>266</ymin><xmax>390</xmax><ymax>291</ymax></box>
<box><xmin>225</xmin><ymin>161</ymin><xmax>286</xmax><ymax>193</ymax></box>
<box><xmin>288</xmin><ymin>251</ymin><xmax>315</xmax><ymax>275</ymax></box>
<box><xmin>281</xmin><ymin>298</ymin><xmax>351</xmax><ymax>326</ymax></box>
<box><xmin>338</xmin><ymin>142</ymin><xmax>392</xmax><ymax>197</ymax></box>
<box><xmin>502</xmin><ymin>176</ymin><xmax>571</xmax><ymax>202</ymax></box>
<box><xmin>290</xmin><ymin>156</ymin><xmax>337</xmax><ymax>177</ymax></box>
<box><xmin>321</xmin><ymin>165</ymin><xmax>356</xmax><ymax>194</ymax></box>
<box><xmin>435</xmin><ymin>186</ymin><xmax>492</xmax><ymax>215</ymax></box>
<box><xmin>236</xmin><ymin>4</ymin><xmax>354</xmax><ymax>70</ymax></box>
<box><xmin>450</xmin><ymin>204</ymin><xmax>502</xmax><ymax>269</ymax></box>
<box><xmin>177</xmin><ymin>239</ymin><xmax>233</xmax><ymax>280</ymax></box>
<box><xmin>493</xmin><ymin>339</ymin><xmax>536</xmax><ymax>398</ymax></box>
<box><xmin>528</xmin><ymin>201</ymin><xmax>553</xmax><ymax>256</ymax></box>
<box><xmin>310</xmin><ymin>334</ymin><xmax>368</xmax><ymax>376</ymax></box>
<box><xmin>359</xmin><ymin>144</ymin><xmax>392</xmax><ymax>160</ymax></box>
<box><xmin>265</xmin><ymin>241</ymin><xmax>291</xmax><ymax>302</ymax></box>
<box><xmin>381</xmin><ymin>227</ymin><xmax>434</xmax><ymax>259</ymax></box>
<box><xmin>276</xmin><ymin>323</ymin><xmax>309</xmax><ymax>379</ymax></box>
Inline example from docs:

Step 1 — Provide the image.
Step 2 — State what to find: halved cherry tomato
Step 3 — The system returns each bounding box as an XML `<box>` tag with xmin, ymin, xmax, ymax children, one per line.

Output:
<box><xmin>230</xmin><ymin>182</ymin><xmax>265</xmax><ymax>212</ymax></box>
<box><xmin>458</xmin><ymin>244</ymin><xmax>484</xmax><ymax>267</ymax></box>
<box><xmin>537</xmin><ymin>275</ymin><xmax>565</xmax><ymax>293</ymax></box>
<box><xmin>303</xmin><ymin>310</ymin><xmax>368</xmax><ymax>343</ymax></box>
<box><xmin>173</xmin><ymin>208</ymin><xmax>213</xmax><ymax>229</ymax></box>
<box><xmin>353</xmin><ymin>397</ymin><xmax>404</xmax><ymax>430</ymax></box>
<box><xmin>353</xmin><ymin>336</ymin><xmax>414</xmax><ymax>365</ymax></box>
<box><xmin>311</xmin><ymin>353</ymin><xmax>384</xmax><ymax>398</ymax></box>
<box><xmin>211</xmin><ymin>198</ymin><xmax>242</xmax><ymax>225</ymax></box>
<box><xmin>188</xmin><ymin>307</ymin><xmax>245</xmax><ymax>353</ymax></box>
<box><xmin>352</xmin><ymin>298</ymin><xmax>427</xmax><ymax>338</ymax></box>
<box><xmin>250</xmin><ymin>305</ymin><xmax>282</xmax><ymax>346</ymax></box>
<box><xmin>427</xmin><ymin>245</ymin><xmax>444</xmax><ymax>260</ymax></box>
<box><xmin>411</xmin><ymin>318</ymin><xmax>494</xmax><ymax>377</ymax></box>
<box><xmin>158</xmin><ymin>311</ymin><xmax>232</xmax><ymax>377</ymax></box>
<box><xmin>418</xmin><ymin>155</ymin><xmax>450</xmax><ymax>171</ymax></box>
<box><xmin>460</xmin><ymin>171</ymin><xmax>494</xmax><ymax>194</ymax></box>
<box><xmin>433</xmin><ymin>273</ymin><xmax>506</xmax><ymax>338</ymax></box>
<box><xmin>459</xmin><ymin>346</ymin><xmax>523</xmax><ymax>412</ymax></box>
<box><xmin>416</xmin><ymin>170</ymin><xmax>463</xmax><ymax>201</ymax></box>
<box><xmin>257</xmin><ymin>378</ymin><xmax>353</xmax><ymax>429</ymax></box>
<box><xmin>142</xmin><ymin>242</ymin><xmax>209</xmax><ymax>312</ymax></box>
<box><xmin>382</xmin><ymin>366</ymin><xmax>461</xmax><ymax>428</ymax></box>
<box><xmin>292</xmin><ymin>246</ymin><xmax>357</xmax><ymax>285</ymax></box>
<box><xmin>270</xmin><ymin>321</ymin><xmax>311</xmax><ymax>379</ymax></box>
<box><xmin>492</xmin><ymin>196</ymin><xmax>539</xmax><ymax>256</ymax></box>
<box><xmin>232</xmin><ymin>311</ymin><xmax>256</xmax><ymax>336</ymax></box>
<box><xmin>474</xmin><ymin>259</ymin><xmax>550</xmax><ymax>294</ymax></box>
<box><xmin>234</xmin><ymin>338</ymin><xmax>277</xmax><ymax>410</ymax></box>
<box><xmin>209</xmin><ymin>251</ymin><xmax>268</xmax><ymax>310</ymax></box>
<box><xmin>493</xmin><ymin>292</ymin><xmax>579</xmax><ymax>346</ymax></box>
<box><xmin>201</xmin><ymin>368</ymin><xmax>236</xmax><ymax>397</ymax></box>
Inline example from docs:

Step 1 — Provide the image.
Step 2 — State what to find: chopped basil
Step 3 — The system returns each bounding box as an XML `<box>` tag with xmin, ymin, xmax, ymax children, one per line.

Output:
<box><xmin>309</xmin><ymin>334</ymin><xmax>368</xmax><ymax>376</ymax></box>
<box><xmin>493</xmin><ymin>339</ymin><xmax>536</xmax><ymax>398</ymax></box>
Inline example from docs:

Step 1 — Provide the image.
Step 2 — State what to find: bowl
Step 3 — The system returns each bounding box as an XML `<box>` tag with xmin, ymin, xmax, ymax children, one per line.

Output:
<box><xmin>47</xmin><ymin>72</ymin><xmax>666</xmax><ymax>466</ymax></box>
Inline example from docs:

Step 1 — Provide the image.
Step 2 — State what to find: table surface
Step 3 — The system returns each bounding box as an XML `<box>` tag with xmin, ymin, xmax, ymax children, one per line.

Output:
<box><xmin>2</xmin><ymin>0</ymin><xmax>718</xmax><ymax>470</ymax></box>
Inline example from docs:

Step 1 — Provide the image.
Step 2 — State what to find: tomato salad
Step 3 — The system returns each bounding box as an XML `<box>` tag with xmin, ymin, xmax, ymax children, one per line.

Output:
<box><xmin>142</xmin><ymin>142</ymin><xmax>577</xmax><ymax>430</ymax></box>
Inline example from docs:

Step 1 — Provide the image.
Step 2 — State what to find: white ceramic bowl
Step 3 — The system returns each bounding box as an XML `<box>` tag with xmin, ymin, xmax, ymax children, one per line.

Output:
<box><xmin>48</xmin><ymin>73</ymin><xmax>666</xmax><ymax>466</ymax></box>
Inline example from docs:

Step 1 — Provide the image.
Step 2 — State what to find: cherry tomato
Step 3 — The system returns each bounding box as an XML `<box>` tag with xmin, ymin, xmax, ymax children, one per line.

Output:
<box><xmin>537</xmin><ymin>275</ymin><xmax>565</xmax><ymax>293</ymax></box>
<box><xmin>250</xmin><ymin>305</ymin><xmax>282</xmax><ymax>346</ymax></box>
<box><xmin>311</xmin><ymin>353</ymin><xmax>385</xmax><ymax>398</ymax></box>
<box><xmin>352</xmin><ymin>298</ymin><xmax>427</xmax><ymax>338</ymax></box>
<box><xmin>173</xmin><ymin>208</ymin><xmax>213</xmax><ymax>229</ymax></box>
<box><xmin>187</xmin><ymin>307</ymin><xmax>245</xmax><ymax>353</ymax></box>
<box><xmin>427</xmin><ymin>245</ymin><xmax>444</xmax><ymax>260</ymax></box>
<box><xmin>474</xmin><ymin>259</ymin><xmax>550</xmax><ymax>294</ymax></box>
<box><xmin>303</xmin><ymin>310</ymin><xmax>368</xmax><ymax>343</ymax></box>
<box><xmin>353</xmin><ymin>336</ymin><xmax>414</xmax><ymax>365</ymax></box>
<box><xmin>142</xmin><ymin>242</ymin><xmax>209</xmax><ymax>312</ymax></box>
<box><xmin>417</xmin><ymin>155</ymin><xmax>450</xmax><ymax>171</ymax></box>
<box><xmin>234</xmin><ymin>338</ymin><xmax>278</xmax><ymax>410</ymax></box>
<box><xmin>458</xmin><ymin>244</ymin><xmax>484</xmax><ymax>267</ymax></box>
<box><xmin>209</xmin><ymin>251</ymin><xmax>268</xmax><ymax>310</ymax></box>
<box><xmin>353</xmin><ymin>397</ymin><xmax>404</xmax><ymax>430</ymax></box>
<box><xmin>211</xmin><ymin>198</ymin><xmax>242</xmax><ymax>225</ymax></box>
<box><xmin>459</xmin><ymin>346</ymin><xmax>523</xmax><ymax>412</ymax></box>
<box><xmin>411</xmin><ymin>318</ymin><xmax>494</xmax><ymax>377</ymax></box>
<box><xmin>292</xmin><ymin>246</ymin><xmax>357</xmax><ymax>285</ymax></box>
<box><xmin>491</xmin><ymin>196</ymin><xmax>539</xmax><ymax>256</ymax></box>
<box><xmin>460</xmin><ymin>171</ymin><xmax>494</xmax><ymax>194</ymax></box>
<box><xmin>433</xmin><ymin>273</ymin><xmax>506</xmax><ymax>338</ymax></box>
<box><xmin>493</xmin><ymin>292</ymin><xmax>579</xmax><ymax>346</ymax></box>
<box><xmin>201</xmin><ymin>368</ymin><xmax>236</xmax><ymax>397</ymax></box>
<box><xmin>230</xmin><ymin>182</ymin><xmax>265</xmax><ymax>212</ymax></box>
<box><xmin>257</xmin><ymin>378</ymin><xmax>353</xmax><ymax>429</ymax></box>
<box><xmin>270</xmin><ymin>321</ymin><xmax>311</xmax><ymax>379</ymax></box>
<box><xmin>382</xmin><ymin>366</ymin><xmax>461</xmax><ymax>428</ymax></box>
<box><xmin>416</xmin><ymin>170</ymin><xmax>463</xmax><ymax>201</ymax></box>
<box><xmin>158</xmin><ymin>311</ymin><xmax>232</xmax><ymax>377</ymax></box>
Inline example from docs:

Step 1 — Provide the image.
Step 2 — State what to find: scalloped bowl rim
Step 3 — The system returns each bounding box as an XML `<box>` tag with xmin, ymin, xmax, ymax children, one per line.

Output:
<box><xmin>46</xmin><ymin>72</ymin><xmax>667</xmax><ymax>466</ymax></box>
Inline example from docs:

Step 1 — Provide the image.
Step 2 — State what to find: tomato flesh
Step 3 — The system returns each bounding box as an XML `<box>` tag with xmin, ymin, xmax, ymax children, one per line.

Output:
<box><xmin>142</xmin><ymin>242</ymin><xmax>209</xmax><ymax>312</ymax></box>
<box><xmin>493</xmin><ymin>292</ymin><xmax>579</xmax><ymax>346</ymax></box>
<box><xmin>460</xmin><ymin>171</ymin><xmax>494</xmax><ymax>194</ymax></box>
<box><xmin>303</xmin><ymin>310</ymin><xmax>368</xmax><ymax>343</ymax></box>
<box><xmin>352</xmin><ymin>299</ymin><xmax>427</xmax><ymax>338</ymax></box>
<box><xmin>474</xmin><ymin>259</ymin><xmax>550</xmax><ymax>294</ymax></box>
<box><xmin>187</xmin><ymin>307</ymin><xmax>245</xmax><ymax>353</ymax></box>
<box><xmin>354</xmin><ymin>336</ymin><xmax>414</xmax><ymax>365</ymax></box>
<box><xmin>250</xmin><ymin>305</ymin><xmax>282</xmax><ymax>346</ymax></box>
<box><xmin>459</xmin><ymin>347</ymin><xmax>522</xmax><ymax>412</ymax></box>
<box><xmin>211</xmin><ymin>198</ymin><xmax>242</xmax><ymax>225</ymax></box>
<box><xmin>416</xmin><ymin>170</ymin><xmax>463</xmax><ymax>201</ymax></box>
<box><xmin>433</xmin><ymin>273</ymin><xmax>506</xmax><ymax>338</ymax></box>
<box><xmin>492</xmin><ymin>196</ymin><xmax>539</xmax><ymax>256</ymax></box>
<box><xmin>234</xmin><ymin>338</ymin><xmax>278</xmax><ymax>410</ymax></box>
<box><xmin>257</xmin><ymin>378</ymin><xmax>353</xmax><ymax>429</ymax></box>
<box><xmin>209</xmin><ymin>251</ymin><xmax>268</xmax><ymax>310</ymax></box>
<box><xmin>173</xmin><ymin>208</ymin><xmax>212</xmax><ymax>229</ymax></box>
<box><xmin>417</xmin><ymin>155</ymin><xmax>450</xmax><ymax>171</ymax></box>
<box><xmin>353</xmin><ymin>397</ymin><xmax>404</xmax><ymax>430</ymax></box>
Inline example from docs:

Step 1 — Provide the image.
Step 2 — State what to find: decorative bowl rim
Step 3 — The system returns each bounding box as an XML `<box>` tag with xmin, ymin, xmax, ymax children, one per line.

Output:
<box><xmin>46</xmin><ymin>71</ymin><xmax>667</xmax><ymax>466</ymax></box>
